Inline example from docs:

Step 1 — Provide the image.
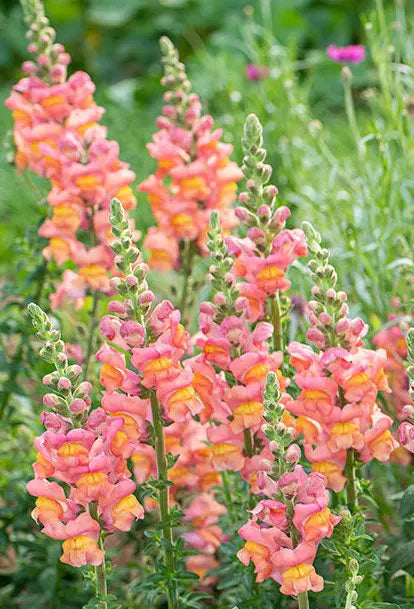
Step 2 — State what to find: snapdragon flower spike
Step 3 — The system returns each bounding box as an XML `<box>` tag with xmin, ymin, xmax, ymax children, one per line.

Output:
<box><xmin>105</xmin><ymin>200</ymin><xmax>228</xmax><ymax>596</ymax></box>
<box><xmin>398</xmin><ymin>328</ymin><xmax>414</xmax><ymax>453</ymax></box>
<box><xmin>373</xmin><ymin>314</ymin><xmax>411</xmax><ymax>417</ymax></box>
<box><xmin>188</xmin><ymin>212</ymin><xmax>291</xmax><ymax>498</ymax></box>
<box><xmin>26</xmin><ymin>302</ymin><xmax>144</xmax><ymax>569</ymax></box>
<box><xmin>284</xmin><ymin>222</ymin><xmax>398</xmax><ymax>493</ymax></box>
<box><xmin>227</xmin><ymin>114</ymin><xmax>307</xmax><ymax>352</ymax></box>
<box><xmin>238</xmin><ymin>375</ymin><xmax>341</xmax><ymax>597</ymax></box>
<box><xmin>139</xmin><ymin>36</ymin><xmax>243</xmax><ymax>272</ymax></box>
<box><xmin>5</xmin><ymin>1</ymin><xmax>136</xmax><ymax>309</ymax></box>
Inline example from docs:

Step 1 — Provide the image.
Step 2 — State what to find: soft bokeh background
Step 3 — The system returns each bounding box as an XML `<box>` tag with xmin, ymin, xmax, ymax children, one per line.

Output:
<box><xmin>0</xmin><ymin>1</ymin><xmax>413</xmax><ymax>607</ymax></box>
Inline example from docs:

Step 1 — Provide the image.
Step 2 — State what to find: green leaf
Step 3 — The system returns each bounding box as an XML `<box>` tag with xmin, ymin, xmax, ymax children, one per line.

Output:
<box><xmin>400</xmin><ymin>485</ymin><xmax>414</xmax><ymax>520</ymax></box>
<box><xmin>362</xmin><ymin>604</ymin><xmax>401</xmax><ymax>609</ymax></box>
<box><xmin>390</xmin><ymin>541</ymin><xmax>414</xmax><ymax>573</ymax></box>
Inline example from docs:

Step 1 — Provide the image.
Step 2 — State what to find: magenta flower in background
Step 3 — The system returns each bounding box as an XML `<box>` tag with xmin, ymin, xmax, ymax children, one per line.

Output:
<box><xmin>245</xmin><ymin>63</ymin><xmax>269</xmax><ymax>81</ymax></box>
<box><xmin>326</xmin><ymin>44</ymin><xmax>366</xmax><ymax>64</ymax></box>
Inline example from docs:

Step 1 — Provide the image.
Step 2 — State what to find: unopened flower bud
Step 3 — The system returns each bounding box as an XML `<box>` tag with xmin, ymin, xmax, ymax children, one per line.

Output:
<box><xmin>65</xmin><ymin>365</ymin><xmax>82</xmax><ymax>381</ymax></box>
<box><xmin>139</xmin><ymin>291</ymin><xmax>155</xmax><ymax>305</ymax></box>
<box><xmin>75</xmin><ymin>381</ymin><xmax>92</xmax><ymax>398</ymax></box>
<box><xmin>57</xmin><ymin>377</ymin><xmax>71</xmax><ymax>391</ymax></box>
<box><xmin>285</xmin><ymin>444</ymin><xmax>301</xmax><ymax>464</ymax></box>
<box><xmin>214</xmin><ymin>293</ymin><xmax>227</xmax><ymax>306</ymax></box>
<box><xmin>108</xmin><ymin>300</ymin><xmax>127</xmax><ymax>315</ymax></box>
<box><xmin>68</xmin><ymin>398</ymin><xmax>87</xmax><ymax>413</ymax></box>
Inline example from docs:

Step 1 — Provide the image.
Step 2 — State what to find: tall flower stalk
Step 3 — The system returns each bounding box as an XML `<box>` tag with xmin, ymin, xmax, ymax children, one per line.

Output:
<box><xmin>139</xmin><ymin>37</ymin><xmax>243</xmax><ymax>320</ymax></box>
<box><xmin>26</xmin><ymin>302</ymin><xmax>145</xmax><ymax>609</ymax></box>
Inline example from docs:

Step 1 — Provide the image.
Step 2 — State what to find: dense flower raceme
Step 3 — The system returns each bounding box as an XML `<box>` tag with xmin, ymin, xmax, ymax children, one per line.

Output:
<box><xmin>27</xmin><ymin>303</ymin><xmax>144</xmax><ymax>567</ymax></box>
<box><xmin>238</xmin><ymin>466</ymin><xmax>340</xmax><ymax>594</ymax></box>
<box><xmin>397</xmin><ymin>328</ymin><xmax>414</xmax><ymax>454</ymax></box>
<box><xmin>99</xmin><ymin>199</ymin><xmax>227</xmax><ymax>580</ymax></box>
<box><xmin>184</xmin><ymin>115</ymin><xmax>308</xmax><ymax>507</ymax></box>
<box><xmin>226</xmin><ymin>115</ymin><xmax>307</xmax><ymax>329</ymax></box>
<box><xmin>288</xmin><ymin>223</ymin><xmax>399</xmax><ymax>492</ymax></box>
<box><xmin>237</xmin><ymin>374</ymin><xmax>341</xmax><ymax>596</ymax></box>
<box><xmin>373</xmin><ymin>312</ymin><xmax>410</xmax><ymax>416</ymax></box>
<box><xmin>139</xmin><ymin>37</ymin><xmax>243</xmax><ymax>272</ymax></box>
<box><xmin>5</xmin><ymin>1</ymin><xmax>136</xmax><ymax>309</ymax></box>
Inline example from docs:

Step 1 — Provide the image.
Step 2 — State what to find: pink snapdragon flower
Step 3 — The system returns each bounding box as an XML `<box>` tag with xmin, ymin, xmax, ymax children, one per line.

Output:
<box><xmin>237</xmin><ymin>466</ymin><xmax>340</xmax><ymax>595</ymax></box>
<box><xmin>139</xmin><ymin>37</ymin><xmax>243</xmax><ymax>271</ymax></box>
<box><xmin>5</xmin><ymin>4</ymin><xmax>136</xmax><ymax>309</ymax></box>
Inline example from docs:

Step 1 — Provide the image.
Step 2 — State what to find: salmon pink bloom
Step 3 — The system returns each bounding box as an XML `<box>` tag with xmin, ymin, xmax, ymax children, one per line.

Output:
<box><xmin>59</xmin><ymin>513</ymin><xmax>104</xmax><ymax>567</ymax></box>
<box><xmin>140</xmin><ymin>39</ymin><xmax>242</xmax><ymax>271</ymax></box>
<box><xmin>186</xmin><ymin>554</ymin><xmax>219</xmax><ymax>586</ymax></box>
<box><xmin>6</xmin><ymin>12</ymin><xmax>136</xmax><ymax>310</ymax></box>
<box><xmin>157</xmin><ymin>369</ymin><xmax>203</xmax><ymax>422</ymax></box>
<box><xmin>399</xmin><ymin>422</ymin><xmax>414</xmax><ymax>453</ymax></box>
<box><xmin>99</xmin><ymin>479</ymin><xmax>144</xmax><ymax>532</ymax></box>
<box><xmin>272</xmin><ymin>542</ymin><xmax>323</xmax><ymax>595</ymax></box>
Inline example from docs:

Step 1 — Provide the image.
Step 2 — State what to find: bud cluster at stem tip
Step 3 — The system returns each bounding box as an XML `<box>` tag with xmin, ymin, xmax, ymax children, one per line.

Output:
<box><xmin>21</xmin><ymin>0</ymin><xmax>71</xmax><ymax>83</ymax></box>
<box><xmin>206</xmin><ymin>211</ymin><xmax>240</xmax><ymax>322</ymax></box>
<box><xmin>302</xmin><ymin>221</ymin><xmax>353</xmax><ymax>349</ymax></box>
<box><xmin>237</xmin><ymin>114</ymin><xmax>280</xmax><ymax>252</ymax></box>
<box><xmin>27</xmin><ymin>302</ymin><xmax>91</xmax><ymax>425</ymax></box>
<box><xmin>109</xmin><ymin>198</ymin><xmax>154</xmax><ymax>328</ymax></box>
<box><xmin>160</xmin><ymin>35</ymin><xmax>191</xmax><ymax>126</ymax></box>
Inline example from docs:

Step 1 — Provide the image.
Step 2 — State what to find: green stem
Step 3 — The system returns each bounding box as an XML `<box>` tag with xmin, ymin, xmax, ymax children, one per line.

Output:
<box><xmin>342</xmin><ymin>73</ymin><xmax>363</xmax><ymax>161</ymax></box>
<box><xmin>221</xmin><ymin>470</ymin><xmax>236</xmax><ymax>524</ymax></box>
<box><xmin>243</xmin><ymin>428</ymin><xmax>254</xmax><ymax>458</ymax></box>
<box><xmin>270</xmin><ymin>291</ymin><xmax>283</xmax><ymax>351</ymax></box>
<box><xmin>95</xmin><ymin>537</ymin><xmax>107</xmax><ymax>609</ymax></box>
<box><xmin>243</xmin><ymin>429</ymin><xmax>256</xmax><ymax>509</ymax></box>
<box><xmin>150</xmin><ymin>391</ymin><xmax>178</xmax><ymax>609</ymax></box>
<box><xmin>298</xmin><ymin>591</ymin><xmax>310</xmax><ymax>609</ymax></box>
<box><xmin>179</xmin><ymin>239</ymin><xmax>195</xmax><ymax>324</ymax></box>
<box><xmin>83</xmin><ymin>290</ymin><xmax>100</xmax><ymax>381</ymax></box>
<box><xmin>288</xmin><ymin>502</ymin><xmax>309</xmax><ymax>609</ymax></box>
<box><xmin>345</xmin><ymin>449</ymin><xmax>357</xmax><ymax>511</ymax></box>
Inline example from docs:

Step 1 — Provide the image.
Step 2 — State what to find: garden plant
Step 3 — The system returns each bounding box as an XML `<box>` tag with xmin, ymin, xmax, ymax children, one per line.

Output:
<box><xmin>0</xmin><ymin>1</ymin><xmax>413</xmax><ymax>608</ymax></box>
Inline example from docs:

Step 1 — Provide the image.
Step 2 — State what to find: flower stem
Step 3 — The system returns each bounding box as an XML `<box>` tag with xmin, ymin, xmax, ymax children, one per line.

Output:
<box><xmin>221</xmin><ymin>470</ymin><xmax>236</xmax><ymax>523</ymax></box>
<box><xmin>298</xmin><ymin>591</ymin><xmax>310</xmax><ymax>609</ymax></box>
<box><xmin>149</xmin><ymin>391</ymin><xmax>178</xmax><ymax>609</ymax></box>
<box><xmin>243</xmin><ymin>429</ymin><xmax>256</xmax><ymax>509</ymax></box>
<box><xmin>95</xmin><ymin>537</ymin><xmax>107</xmax><ymax>609</ymax></box>
<box><xmin>345</xmin><ymin>449</ymin><xmax>357</xmax><ymax>511</ymax></box>
<box><xmin>179</xmin><ymin>239</ymin><xmax>195</xmax><ymax>325</ymax></box>
<box><xmin>83</xmin><ymin>290</ymin><xmax>100</xmax><ymax>381</ymax></box>
<box><xmin>270</xmin><ymin>291</ymin><xmax>283</xmax><ymax>351</ymax></box>
<box><xmin>288</xmin><ymin>504</ymin><xmax>309</xmax><ymax>609</ymax></box>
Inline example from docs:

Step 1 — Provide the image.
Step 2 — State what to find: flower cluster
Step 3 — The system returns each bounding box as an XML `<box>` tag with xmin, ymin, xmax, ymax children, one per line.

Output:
<box><xmin>102</xmin><ymin>200</ymin><xmax>227</xmax><ymax>584</ymax></box>
<box><xmin>373</xmin><ymin>311</ymin><xmax>410</xmax><ymax>416</ymax></box>
<box><xmin>398</xmin><ymin>328</ymin><xmax>414</xmax><ymax>454</ymax></box>
<box><xmin>139</xmin><ymin>37</ymin><xmax>243</xmax><ymax>272</ymax></box>
<box><xmin>226</xmin><ymin>114</ymin><xmax>307</xmax><ymax>331</ymax></box>
<box><xmin>6</xmin><ymin>0</ymin><xmax>136</xmax><ymax>309</ymax></box>
<box><xmin>286</xmin><ymin>222</ymin><xmax>398</xmax><ymax>491</ymax></box>
<box><xmin>27</xmin><ymin>303</ymin><xmax>144</xmax><ymax>567</ymax></box>
<box><xmin>238</xmin><ymin>465</ymin><xmax>340</xmax><ymax>594</ymax></box>
<box><xmin>186</xmin><ymin>114</ymin><xmax>308</xmax><ymax>499</ymax></box>
<box><xmin>237</xmin><ymin>374</ymin><xmax>341</xmax><ymax>596</ymax></box>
